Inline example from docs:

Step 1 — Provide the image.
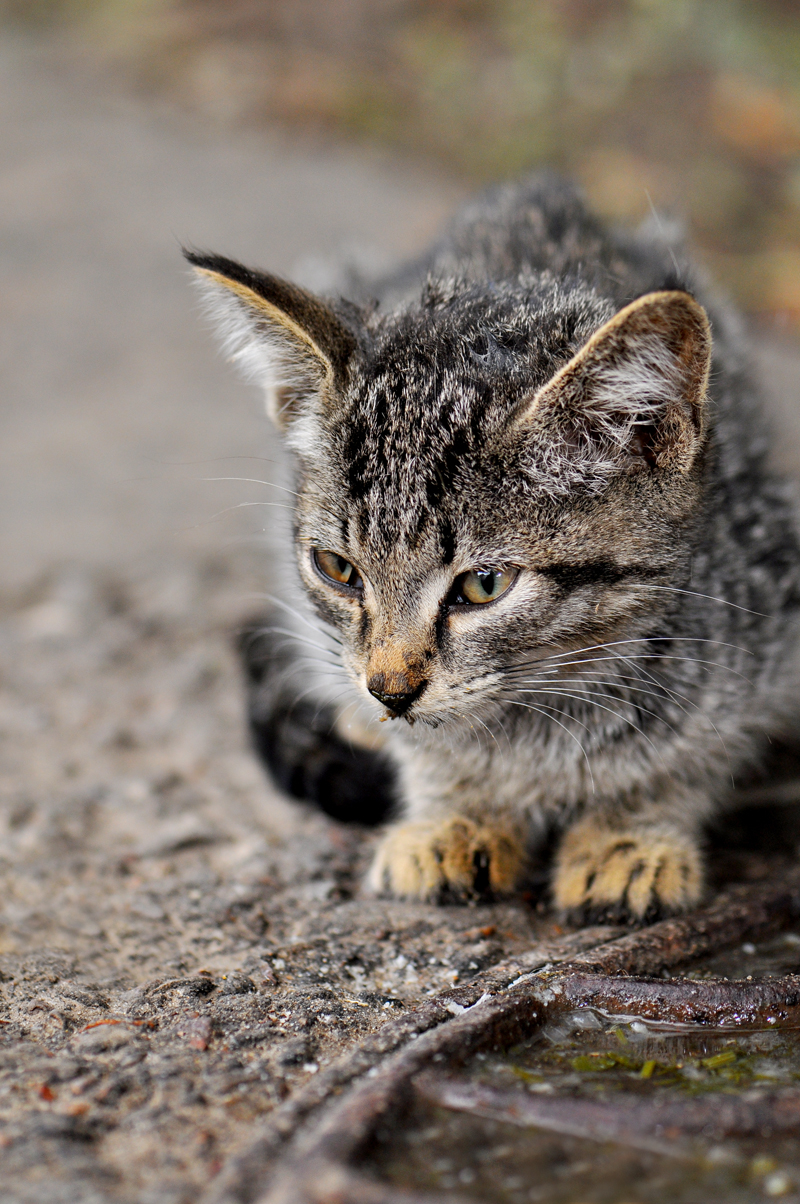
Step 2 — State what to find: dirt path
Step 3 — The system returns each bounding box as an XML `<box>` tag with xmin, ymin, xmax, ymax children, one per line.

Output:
<box><xmin>0</xmin><ymin>30</ymin><xmax>544</xmax><ymax>1204</ymax></box>
<box><xmin>3</xmin><ymin>28</ymin><xmax>800</xmax><ymax>1204</ymax></box>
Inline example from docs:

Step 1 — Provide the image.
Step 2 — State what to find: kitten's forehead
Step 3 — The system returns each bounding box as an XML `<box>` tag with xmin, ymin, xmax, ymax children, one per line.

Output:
<box><xmin>326</xmin><ymin>282</ymin><xmax>606</xmax><ymax>550</ymax></box>
<box><xmin>337</xmin><ymin>354</ymin><xmax>496</xmax><ymax>545</ymax></box>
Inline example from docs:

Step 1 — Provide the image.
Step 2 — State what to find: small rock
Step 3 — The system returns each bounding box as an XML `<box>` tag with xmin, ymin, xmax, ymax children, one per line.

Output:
<box><xmin>220</xmin><ymin>974</ymin><xmax>256</xmax><ymax>996</ymax></box>
<box><xmin>177</xmin><ymin>1016</ymin><xmax>212</xmax><ymax>1051</ymax></box>
<box><xmin>228</xmin><ymin>1024</ymin><xmax>274</xmax><ymax>1049</ymax></box>
<box><xmin>276</xmin><ymin>1036</ymin><xmax>310</xmax><ymax>1067</ymax></box>
<box><xmin>250</xmin><ymin>961</ymin><xmax>277</xmax><ymax>989</ymax></box>
<box><xmin>71</xmin><ymin>1021</ymin><xmax>136</xmax><ymax>1052</ymax></box>
<box><xmin>133</xmin><ymin>815</ymin><xmax>223</xmax><ymax>859</ymax></box>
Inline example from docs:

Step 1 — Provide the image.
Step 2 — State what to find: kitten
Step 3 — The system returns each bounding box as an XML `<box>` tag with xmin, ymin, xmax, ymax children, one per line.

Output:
<box><xmin>187</xmin><ymin>174</ymin><xmax>800</xmax><ymax>923</ymax></box>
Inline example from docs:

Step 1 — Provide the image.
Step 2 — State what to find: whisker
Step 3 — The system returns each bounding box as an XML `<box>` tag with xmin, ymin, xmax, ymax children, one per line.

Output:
<box><xmin>633</xmin><ymin>583</ymin><xmax>768</xmax><ymax>619</ymax></box>
<box><xmin>608</xmin><ymin>656</ymin><xmax>734</xmax><ymax>777</ymax></box>
<box><xmin>516</xmin><ymin>655</ymin><xmax>737</xmax><ymax>776</ymax></box>
<box><xmin>512</xmin><ymin>676</ymin><xmax>685</xmax><ymax>710</ymax></box>
<box><xmin>253</xmin><ymin>625</ymin><xmax>343</xmax><ymax>659</ymax></box>
<box><xmin>469</xmin><ymin>711</ymin><xmax>508</xmax><ymax>765</ymax></box>
<box><xmin>313</xmin><ymin>686</ymin><xmax>365</xmax><ymax>728</ymax></box>
<box><xmin>509</xmin><ymin>652</ymin><xmax>754</xmax><ymax>685</ymax></box>
<box><xmin>511</xmin><ymin>665</ymin><xmax>704</xmax><ymax>707</ymax></box>
<box><xmin>249</xmin><ymin>592</ymin><xmax>345</xmax><ymax>647</ymax></box>
<box><xmin>181</xmin><ymin>499</ymin><xmax>294</xmax><ymax>531</ymax></box>
<box><xmin>516</xmin><ymin>683</ymin><xmax>680</xmax><ymax>740</ymax></box>
<box><xmin>146</xmin><ymin>454</ymin><xmax>280</xmax><ymax>467</ymax></box>
<box><xmin>507</xmin><ymin>664</ymin><xmax>718</xmax><ymax>733</ymax></box>
<box><xmin>517</xmin><ymin>667</ymin><xmax>686</xmax><ymax>699</ymax></box>
<box><xmin>536</xmin><ymin>635</ymin><xmax>755</xmax><ymax>662</ymax></box>
<box><xmin>201</xmin><ymin>476</ymin><xmax>301</xmax><ymax>497</ymax></box>
<box><xmin>266</xmin><ymin>665</ymin><xmax>349</xmax><ymax>705</ymax></box>
<box><xmin>289</xmin><ymin>680</ymin><xmax>355</xmax><ymax>722</ymax></box>
<box><xmin>514</xmin><ymin>686</ymin><xmax>673</xmax><ymax>778</ymax></box>
<box><xmin>505</xmin><ymin>700</ymin><xmax>595</xmax><ymax>795</ymax></box>
<box><xmin>290</xmin><ymin>656</ymin><xmax>348</xmax><ymax>675</ymax></box>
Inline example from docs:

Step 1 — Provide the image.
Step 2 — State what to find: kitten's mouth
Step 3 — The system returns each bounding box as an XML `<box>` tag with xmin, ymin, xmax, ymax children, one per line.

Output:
<box><xmin>369</xmin><ymin>678</ymin><xmax>427</xmax><ymax>722</ymax></box>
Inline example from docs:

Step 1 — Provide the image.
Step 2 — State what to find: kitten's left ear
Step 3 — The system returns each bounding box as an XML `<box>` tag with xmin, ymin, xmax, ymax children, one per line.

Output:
<box><xmin>184</xmin><ymin>250</ymin><xmax>357</xmax><ymax>432</ymax></box>
<box><xmin>516</xmin><ymin>290</ymin><xmax>711</xmax><ymax>473</ymax></box>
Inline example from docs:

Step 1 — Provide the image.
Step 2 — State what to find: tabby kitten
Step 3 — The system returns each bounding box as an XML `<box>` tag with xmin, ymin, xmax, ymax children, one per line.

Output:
<box><xmin>187</xmin><ymin>175</ymin><xmax>800</xmax><ymax>923</ymax></box>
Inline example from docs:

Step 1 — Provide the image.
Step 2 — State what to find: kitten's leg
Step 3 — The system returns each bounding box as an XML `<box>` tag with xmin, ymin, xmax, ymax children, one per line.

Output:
<box><xmin>367</xmin><ymin>815</ymin><xmax>528</xmax><ymax>901</ymax></box>
<box><xmin>553</xmin><ymin>813</ymin><xmax>704</xmax><ymax>924</ymax></box>
<box><xmin>238</xmin><ymin>617</ymin><xmax>397</xmax><ymax>826</ymax></box>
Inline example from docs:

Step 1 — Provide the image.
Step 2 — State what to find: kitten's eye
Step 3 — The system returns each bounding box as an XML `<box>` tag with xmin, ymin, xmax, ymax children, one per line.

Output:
<box><xmin>313</xmin><ymin>549</ymin><xmax>364</xmax><ymax>594</ymax></box>
<box><xmin>451</xmin><ymin>567</ymin><xmax>517</xmax><ymax>607</ymax></box>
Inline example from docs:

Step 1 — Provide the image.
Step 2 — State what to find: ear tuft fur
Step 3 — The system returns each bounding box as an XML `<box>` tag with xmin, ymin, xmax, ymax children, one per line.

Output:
<box><xmin>184</xmin><ymin>250</ymin><xmax>357</xmax><ymax>432</ymax></box>
<box><xmin>516</xmin><ymin>290</ymin><xmax>712</xmax><ymax>491</ymax></box>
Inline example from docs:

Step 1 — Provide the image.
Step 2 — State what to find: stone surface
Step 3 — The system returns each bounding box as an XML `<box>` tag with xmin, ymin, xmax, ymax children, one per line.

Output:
<box><xmin>2</xmin><ymin>26</ymin><xmax>800</xmax><ymax>1204</ymax></box>
<box><xmin>0</xmin><ymin>28</ymin><xmax>540</xmax><ymax>1204</ymax></box>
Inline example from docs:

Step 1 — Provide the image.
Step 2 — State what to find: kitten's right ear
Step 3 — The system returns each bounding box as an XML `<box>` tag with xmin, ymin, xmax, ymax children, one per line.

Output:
<box><xmin>184</xmin><ymin>251</ymin><xmax>357</xmax><ymax>431</ymax></box>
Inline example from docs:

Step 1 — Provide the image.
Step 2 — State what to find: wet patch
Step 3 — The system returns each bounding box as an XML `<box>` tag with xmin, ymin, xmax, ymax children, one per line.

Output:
<box><xmin>365</xmin><ymin>930</ymin><xmax>800</xmax><ymax>1203</ymax></box>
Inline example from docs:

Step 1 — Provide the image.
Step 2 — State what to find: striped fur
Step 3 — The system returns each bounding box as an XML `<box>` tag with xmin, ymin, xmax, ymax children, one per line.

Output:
<box><xmin>187</xmin><ymin>174</ymin><xmax>800</xmax><ymax>922</ymax></box>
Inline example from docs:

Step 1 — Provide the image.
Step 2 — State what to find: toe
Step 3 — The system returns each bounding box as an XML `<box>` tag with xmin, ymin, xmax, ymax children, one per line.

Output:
<box><xmin>553</xmin><ymin>820</ymin><xmax>704</xmax><ymax>923</ymax></box>
<box><xmin>485</xmin><ymin>827</ymin><xmax>527</xmax><ymax>894</ymax></box>
<box><xmin>438</xmin><ymin>819</ymin><xmax>483</xmax><ymax>895</ymax></box>
<box><xmin>367</xmin><ymin>817</ymin><xmax>526</xmax><ymax>901</ymax></box>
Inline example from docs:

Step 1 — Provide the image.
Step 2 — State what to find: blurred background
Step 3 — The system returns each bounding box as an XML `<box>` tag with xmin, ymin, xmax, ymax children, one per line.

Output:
<box><xmin>3</xmin><ymin>0</ymin><xmax>800</xmax><ymax>584</ymax></box>
<box><xmin>6</xmin><ymin>0</ymin><xmax>800</xmax><ymax>320</ymax></box>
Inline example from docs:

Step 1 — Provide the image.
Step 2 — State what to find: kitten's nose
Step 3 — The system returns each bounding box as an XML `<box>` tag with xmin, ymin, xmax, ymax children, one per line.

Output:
<box><xmin>367</xmin><ymin>671</ymin><xmax>426</xmax><ymax>716</ymax></box>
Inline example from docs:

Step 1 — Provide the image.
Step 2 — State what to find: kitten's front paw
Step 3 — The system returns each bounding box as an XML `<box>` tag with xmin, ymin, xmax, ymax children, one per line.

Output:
<box><xmin>367</xmin><ymin>817</ymin><xmax>526</xmax><ymax>902</ymax></box>
<box><xmin>553</xmin><ymin>818</ymin><xmax>703</xmax><ymax>924</ymax></box>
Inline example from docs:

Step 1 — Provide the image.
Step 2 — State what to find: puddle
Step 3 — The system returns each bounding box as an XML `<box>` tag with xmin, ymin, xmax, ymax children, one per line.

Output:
<box><xmin>366</xmin><ymin>930</ymin><xmax>800</xmax><ymax>1203</ymax></box>
<box><xmin>675</xmin><ymin>929</ymin><xmax>800</xmax><ymax>983</ymax></box>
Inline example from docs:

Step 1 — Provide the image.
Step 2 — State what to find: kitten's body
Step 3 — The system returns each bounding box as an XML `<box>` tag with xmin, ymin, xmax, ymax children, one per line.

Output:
<box><xmin>189</xmin><ymin>175</ymin><xmax>800</xmax><ymax>922</ymax></box>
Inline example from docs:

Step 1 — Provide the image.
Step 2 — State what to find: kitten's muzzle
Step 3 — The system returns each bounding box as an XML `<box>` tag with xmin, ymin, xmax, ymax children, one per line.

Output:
<box><xmin>367</xmin><ymin>672</ymin><xmax>427</xmax><ymax>717</ymax></box>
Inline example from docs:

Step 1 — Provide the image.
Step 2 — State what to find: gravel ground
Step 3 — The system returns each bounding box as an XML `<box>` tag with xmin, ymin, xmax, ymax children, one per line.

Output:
<box><xmin>0</xmin><ymin>30</ymin><xmax>550</xmax><ymax>1204</ymax></box>
<box><xmin>1</xmin><ymin>549</ymin><xmax>563</xmax><ymax>1204</ymax></box>
<box><xmin>3</xmin><ymin>28</ymin><xmax>800</xmax><ymax>1204</ymax></box>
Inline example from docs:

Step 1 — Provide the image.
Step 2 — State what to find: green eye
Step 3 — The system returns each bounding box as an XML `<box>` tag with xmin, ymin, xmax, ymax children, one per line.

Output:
<box><xmin>452</xmin><ymin>567</ymin><xmax>517</xmax><ymax>607</ymax></box>
<box><xmin>313</xmin><ymin>549</ymin><xmax>364</xmax><ymax>593</ymax></box>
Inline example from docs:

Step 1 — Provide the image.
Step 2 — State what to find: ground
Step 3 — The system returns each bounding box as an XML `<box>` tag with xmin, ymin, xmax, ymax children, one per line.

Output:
<box><xmin>2</xmin><ymin>27</ymin><xmax>800</xmax><ymax>1204</ymax></box>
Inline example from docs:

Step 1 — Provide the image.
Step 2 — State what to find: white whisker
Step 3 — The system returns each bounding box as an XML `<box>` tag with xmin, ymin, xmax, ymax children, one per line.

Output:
<box><xmin>512</xmin><ymin>651</ymin><xmax>754</xmax><ymax>685</ymax></box>
<box><xmin>505</xmin><ymin>699</ymin><xmax>595</xmax><ymax>795</ymax></box>
<box><xmin>469</xmin><ymin>711</ymin><xmax>508</xmax><ymax>767</ymax></box>
<box><xmin>202</xmin><ymin>475</ymin><xmax>300</xmax><ymax>496</ymax></box>
<box><xmin>253</xmin><ymin>624</ymin><xmax>342</xmax><ymax>659</ymax></box>
<box><xmin>517</xmin><ymin>683</ymin><xmax>680</xmax><ymax>739</ymax></box>
<box><xmin>536</xmin><ymin>636</ymin><xmax>755</xmax><ymax>663</ymax></box>
<box><xmin>181</xmin><ymin>499</ymin><xmax>294</xmax><ymax>531</ymax></box>
<box><xmin>249</xmin><ymin>592</ymin><xmax>344</xmax><ymax>647</ymax></box>
<box><xmin>634</xmin><ymin>583</ymin><xmax>768</xmax><ymax>619</ymax></box>
<box><xmin>510</xmin><ymin>685</ymin><xmax>673</xmax><ymax>777</ymax></box>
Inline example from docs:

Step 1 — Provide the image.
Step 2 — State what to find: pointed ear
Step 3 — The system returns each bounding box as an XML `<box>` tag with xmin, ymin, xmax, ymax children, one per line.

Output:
<box><xmin>516</xmin><ymin>291</ymin><xmax>712</xmax><ymax>476</ymax></box>
<box><xmin>184</xmin><ymin>250</ymin><xmax>357</xmax><ymax>432</ymax></box>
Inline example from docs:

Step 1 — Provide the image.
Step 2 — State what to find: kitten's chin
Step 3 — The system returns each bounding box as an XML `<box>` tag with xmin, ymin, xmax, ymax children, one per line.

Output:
<box><xmin>409</xmin><ymin>713</ymin><xmax>443</xmax><ymax>730</ymax></box>
<box><xmin>400</xmin><ymin>705</ymin><xmax>490</xmax><ymax>734</ymax></box>
<box><xmin>379</xmin><ymin>707</ymin><xmax>442</xmax><ymax>730</ymax></box>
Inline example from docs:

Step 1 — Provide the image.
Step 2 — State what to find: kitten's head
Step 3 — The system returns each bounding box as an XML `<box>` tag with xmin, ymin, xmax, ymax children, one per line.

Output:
<box><xmin>188</xmin><ymin>251</ymin><xmax>711</xmax><ymax>727</ymax></box>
